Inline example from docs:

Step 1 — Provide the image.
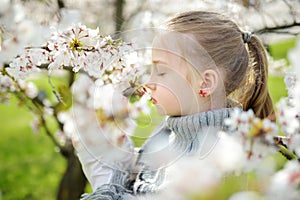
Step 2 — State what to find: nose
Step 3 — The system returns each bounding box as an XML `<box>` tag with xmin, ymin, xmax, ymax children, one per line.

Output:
<box><xmin>145</xmin><ymin>82</ymin><xmax>156</xmax><ymax>91</ymax></box>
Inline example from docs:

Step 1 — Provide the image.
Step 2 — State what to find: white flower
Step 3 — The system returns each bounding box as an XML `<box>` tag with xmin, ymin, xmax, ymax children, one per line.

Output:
<box><xmin>289</xmin><ymin>134</ymin><xmax>300</xmax><ymax>157</ymax></box>
<box><xmin>0</xmin><ymin>73</ymin><xmax>14</xmax><ymax>103</ymax></box>
<box><xmin>162</xmin><ymin>156</ymin><xmax>222</xmax><ymax>199</ymax></box>
<box><xmin>229</xmin><ymin>191</ymin><xmax>263</xmax><ymax>200</ymax></box>
<box><xmin>25</xmin><ymin>82</ymin><xmax>38</xmax><ymax>99</ymax></box>
<box><xmin>72</xmin><ymin>103</ymin><xmax>134</xmax><ymax>166</ymax></box>
<box><xmin>57</xmin><ymin>111</ymin><xmax>75</xmax><ymax>139</ymax></box>
<box><xmin>43</xmin><ymin>106</ymin><xmax>53</xmax><ymax>117</ymax></box>
<box><xmin>267</xmin><ymin>160</ymin><xmax>300</xmax><ymax>200</ymax></box>
<box><xmin>92</xmin><ymin>83</ymin><xmax>128</xmax><ymax>118</ymax></box>
<box><xmin>12</xmin><ymin>3</ymin><xmax>25</xmax><ymax>23</ymax></box>
<box><xmin>225</xmin><ymin>109</ymin><xmax>279</xmax><ymax>172</ymax></box>
<box><xmin>56</xmin><ymin>130</ymin><xmax>67</xmax><ymax>145</ymax></box>
<box><xmin>0</xmin><ymin>0</ymin><xmax>10</xmax><ymax>15</ymax></box>
<box><xmin>284</xmin><ymin>72</ymin><xmax>297</xmax><ymax>99</ymax></box>
<box><xmin>48</xmin><ymin>45</ymin><xmax>74</xmax><ymax>71</ymax></box>
<box><xmin>30</xmin><ymin>116</ymin><xmax>41</xmax><ymax>134</ymax></box>
<box><xmin>288</xmin><ymin>40</ymin><xmax>300</xmax><ymax>76</ymax></box>
<box><xmin>208</xmin><ymin>132</ymin><xmax>245</xmax><ymax>172</ymax></box>
<box><xmin>294</xmin><ymin>82</ymin><xmax>300</xmax><ymax>113</ymax></box>
<box><xmin>224</xmin><ymin>108</ymin><xmax>240</xmax><ymax>129</ymax></box>
<box><xmin>71</xmin><ymin>74</ymin><xmax>93</xmax><ymax>104</ymax></box>
<box><xmin>268</xmin><ymin>56</ymin><xmax>288</xmax><ymax>76</ymax></box>
<box><xmin>0</xmin><ymin>74</ymin><xmax>14</xmax><ymax>90</ymax></box>
<box><xmin>277</xmin><ymin>98</ymin><xmax>299</xmax><ymax>136</ymax></box>
<box><xmin>288</xmin><ymin>39</ymin><xmax>300</xmax><ymax>113</ymax></box>
<box><xmin>7</xmin><ymin>54</ymin><xmax>41</xmax><ymax>79</ymax></box>
<box><xmin>70</xmin><ymin>24</ymin><xmax>99</xmax><ymax>48</ymax></box>
<box><xmin>0</xmin><ymin>38</ymin><xmax>20</xmax><ymax>66</ymax></box>
<box><xmin>46</xmin><ymin>23</ymin><xmax>134</xmax><ymax>80</ymax></box>
<box><xmin>24</xmin><ymin>49</ymin><xmax>49</xmax><ymax>66</ymax></box>
<box><xmin>130</xmin><ymin>94</ymin><xmax>151</xmax><ymax>119</ymax></box>
<box><xmin>225</xmin><ymin>108</ymin><xmax>254</xmax><ymax>132</ymax></box>
<box><xmin>262</xmin><ymin>118</ymin><xmax>279</xmax><ymax>142</ymax></box>
<box><xmin>16</xmin><ymin>20</ymin><xmax>36</xmax><ymax>44</ymax></box>
<box><xmin>81</xmin><ymin>51</ymin><xmax>103</xmax><ymax>77</ymax></box>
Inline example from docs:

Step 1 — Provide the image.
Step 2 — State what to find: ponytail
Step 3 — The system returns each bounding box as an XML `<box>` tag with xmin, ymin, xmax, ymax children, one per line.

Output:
<box><xmin>164</xmin><ymin>11</ymin><xmax>275</xmax><ymax>119</ymax></box>
<box><xmin>238</xmin><ymin>35</ymin><xmax>275</xmax><ymax>119</ymax></box>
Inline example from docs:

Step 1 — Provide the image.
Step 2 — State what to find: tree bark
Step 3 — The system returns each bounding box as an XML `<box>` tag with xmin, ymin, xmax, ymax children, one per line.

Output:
<box><xmin>57</xmin><ymin>143</ymin><xmax>87</xmax><ymax>200</ymax></box>
<box><xmin>114</xmin><ymin>0</ymin><xmax>125</xmax><ymax>34</ymax></box>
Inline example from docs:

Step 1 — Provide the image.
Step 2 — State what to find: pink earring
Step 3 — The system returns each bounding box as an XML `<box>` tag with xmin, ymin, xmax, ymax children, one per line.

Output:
<box><xmin>199</xmin><ymin>89</ymin><xmax>208</xmax><ymax>97</ymax></box>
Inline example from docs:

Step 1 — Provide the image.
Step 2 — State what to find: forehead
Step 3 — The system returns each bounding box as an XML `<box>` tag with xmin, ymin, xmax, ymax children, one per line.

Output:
<box><xmin>151</xmin><ymin>31</ymin><xmax>212</xmax><ymax>71</ymax></box>
<box><xmin>152</xmin><ymin>31</ymin><xmax>186</xmax><ymax>56</ymax></box>
<box><xmin>152</xmin><ymin>32</ymin><xmax>187</xmax><ymax>66</ymax></box>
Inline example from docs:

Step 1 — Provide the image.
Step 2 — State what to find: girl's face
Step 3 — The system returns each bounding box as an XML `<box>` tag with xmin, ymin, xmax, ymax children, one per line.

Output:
<box><xmin>146</xmin><ymin>32</ymin><xmax>226</xmax><ymax>116</ymax></box>
<box><xmin>147</xmin><ymin>47</ymin><xmax>202</xmax><ymax>116</ymax></box>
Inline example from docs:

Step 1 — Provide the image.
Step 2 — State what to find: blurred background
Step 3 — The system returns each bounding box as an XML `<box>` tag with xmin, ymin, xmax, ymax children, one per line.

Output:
<box><xmin>0</xmin><ymin>0</ymin><xmax>299</xmax><ymax>199</ymax></box>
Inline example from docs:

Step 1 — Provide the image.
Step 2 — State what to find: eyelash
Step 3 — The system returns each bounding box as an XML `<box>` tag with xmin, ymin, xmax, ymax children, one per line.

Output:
<box><xmin>157</xmin><ymin>72</ymin><xmax>166</xmax><ymax>76</ymax></box>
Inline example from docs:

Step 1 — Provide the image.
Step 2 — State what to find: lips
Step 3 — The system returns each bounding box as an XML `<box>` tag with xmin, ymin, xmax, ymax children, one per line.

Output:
<box><xmin>151</xmin><ymin>97</ymin><xmax>157</xmax><ymax>104</ymax></box>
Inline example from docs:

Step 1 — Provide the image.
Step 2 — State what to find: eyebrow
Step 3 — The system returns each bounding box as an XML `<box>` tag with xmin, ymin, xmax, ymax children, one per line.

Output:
<box><xmin>152</xmin><ymin>60</ymin><xmax>168</xmax><ymax>65</ymax></box>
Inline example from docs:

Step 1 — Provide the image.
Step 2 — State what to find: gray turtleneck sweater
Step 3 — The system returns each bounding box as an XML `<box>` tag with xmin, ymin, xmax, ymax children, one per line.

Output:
<box><xmin>81</xmin><ymin>108</ymin><xmax>235</xmax><ymax>200</ymax></box>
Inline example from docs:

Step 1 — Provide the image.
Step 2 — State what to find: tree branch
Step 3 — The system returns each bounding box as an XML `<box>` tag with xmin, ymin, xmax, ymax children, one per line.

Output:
<box><xmin>3</xmin><ymin>64</ymin><xmax>65</xmax><ymax>151</ymax></box>
<box><xmin>114</xmin><ymin>0</ymin><xmax>125</xmax><ymax>34</ymax></box>
<box><xmin>40</xmin><ymin>115</ymin><xmax>64</xmax><ymax>150</ymax></box>
<box><xmin>57</xmin><ymin>0</ymin><xmax>65</xmax><ymax>9</ymax></box>
<box><xmin>254</xmin><ymin>22</ymin><xmax>300</xmax><ymax>35</ymax></box>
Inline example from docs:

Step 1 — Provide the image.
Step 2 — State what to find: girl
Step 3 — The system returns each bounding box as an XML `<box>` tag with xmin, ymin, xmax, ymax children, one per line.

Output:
<box><xmin>75</xmin><ymin>11</ymin><xmax>274</xmax><ymax>199</ymax></box>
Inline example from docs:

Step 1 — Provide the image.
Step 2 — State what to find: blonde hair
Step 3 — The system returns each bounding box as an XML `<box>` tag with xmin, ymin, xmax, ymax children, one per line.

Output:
<box><xmin>165</xmin><ymin>11</ymin><xmax>274</xmax><ymax>119</ymax></box>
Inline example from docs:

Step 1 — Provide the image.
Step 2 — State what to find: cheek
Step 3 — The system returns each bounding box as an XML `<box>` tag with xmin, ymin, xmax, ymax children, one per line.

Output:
<box><xmin>157</xmin><ymin>85</ymin><xmax>179</xmax><ymax>103</ymax></box>
<box><xmin>154</xmin><ymin>85</ymin><xmax>181</xmax><ymax>113</ymax></box>
<box><xmin>155</xmin><ymin>77</ymin><xmax>200</xmax><ymax>115</ymax></box>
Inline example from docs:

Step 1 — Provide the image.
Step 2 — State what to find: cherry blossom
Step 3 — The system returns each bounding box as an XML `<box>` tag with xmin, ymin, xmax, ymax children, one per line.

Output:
<box><xmin>229</xmin><ymin>191</ymin><xmax>263</xmax><ymax>200</ymax></box>
<box><xmin>30</xmin><ymin>116</ymin><xmax>41</xmax><ymax>134</ymax></box>
<box><xmin>225</xmin><ymin>109</ymin><xmax>279</xmax><ymax>171</ymax></box>
<box><xmin>284</xmin><ymin>72</ymin><xmax>297</xmax><ymax>100</ymax></box>
<box><xmin>266</xmin><ymin>160</ymin><xmax>300</xmax><ymax>200</ymax></box>
<box><xmin>0</xmin><ymin>0</ymin><xmax>10</xmax><ymax>15</ymax></box>
<box><xmin>1</xmin><ymin>1</ymin><xmax>300</xmax><ymax>199</ymax></box>
<box><xmin>23</xmin><ymin>82</ymin><xmax>38</xmax><ymax>99</ymax></box>
<box><xmin>0</xmin><ymin>73</ymin><xmax>15</xmax><ymax>103</ymax></box>
<box><xmin>289</xmin><ymin>134</ymin><xmax>300</xmax><ymax>157</ymax></box>
<box><xmin>277</xmin><ymin>98</ymin><xmax>299</xmax><ymax>136</ymax></box>
<box><xmin>288</xmin><ymin>40</ymin><xmax>300</xmax><ymax>113</ymax></box>
<box><xmin>46</xmin><ymin>24</ymin><xmax>134</xmax><ymax>80</ymax></box>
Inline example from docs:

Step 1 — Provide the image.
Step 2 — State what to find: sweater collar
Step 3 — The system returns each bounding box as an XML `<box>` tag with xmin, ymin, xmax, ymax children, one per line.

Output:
<box><xmin>165</xmin><ymin>108</ymin><xmax>237</xmax><ymax>154</ymax></box>
<box><xmin>166</xmin><ymin>108</ymin><xmax>235</xmax><ymax>132</ymax></box>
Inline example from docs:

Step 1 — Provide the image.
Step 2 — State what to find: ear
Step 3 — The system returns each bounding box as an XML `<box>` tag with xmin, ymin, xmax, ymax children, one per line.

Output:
<box><xmin>199</xmin><ymin>69</ymin><xmax>219</xmax><ymax>96</ymax></box>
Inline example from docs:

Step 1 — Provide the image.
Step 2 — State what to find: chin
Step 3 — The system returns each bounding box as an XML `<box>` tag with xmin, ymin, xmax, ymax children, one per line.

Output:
<box><xmin>155</xmin><ymin>106</ymin><xmax>179</xmax><ymax>117</ymax></box>
<box><xmin>156</xmin><ymin>108</ymin><xmax>166</xmax><ymax>116</ymax></box>
<box><xmin>155</xmin><ymin>105</ymin><xmax>168</xmax><ymax>116</ymax></box>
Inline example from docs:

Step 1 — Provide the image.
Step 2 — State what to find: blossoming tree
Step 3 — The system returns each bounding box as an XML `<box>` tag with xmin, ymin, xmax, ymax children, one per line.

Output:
<box><xmin>0</xmin><ymin>1</ymin><xmax>151</xmax><ymax>199</ymax></box>
<box><xmin>1</xmin><ymin>0</ymin><xmax>300</xmax><ymax>200</ymax></box>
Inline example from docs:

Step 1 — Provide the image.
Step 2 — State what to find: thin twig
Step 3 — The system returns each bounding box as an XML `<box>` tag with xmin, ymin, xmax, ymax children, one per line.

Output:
<box><xmin>3</xmin><ymin>67</ymin><xmax>64</xmax><ymax>150</ymax></box>
<box><xmin>274</xmin><ymin>136</ymin><xmax>298</xmax><ymax>160</ymax></box>
<box><xmin>48</xmin><ymin>72</ymin><xmax>65</xmax><ymax>104</ymax></box>
<box><xmin>254</xmin><ymin>22</ymin><xmax>300</xmax><ymax>34</ymax></box>
<box><xmin>277</xmin><ymin>144</ymin><xmax>298</xmax><ymax>160</ymax></box>
<box><xmin>40</xmin><ymin>115</ymin><xmax>64</xmax><ymax>150</ymax></box>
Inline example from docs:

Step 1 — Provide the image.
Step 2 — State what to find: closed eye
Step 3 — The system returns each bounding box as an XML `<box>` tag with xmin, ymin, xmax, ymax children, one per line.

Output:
<box><xmin>157</xmin><ymin>72</ymin><xmax>166</xmax><ymax>76</ymax></box>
